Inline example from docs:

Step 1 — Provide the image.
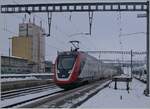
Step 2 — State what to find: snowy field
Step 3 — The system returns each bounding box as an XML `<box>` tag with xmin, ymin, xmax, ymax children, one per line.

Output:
<box><xmin>80</xmin><ymin>79</ymin><xmax>150</xmax><ymax>108</ymax></box>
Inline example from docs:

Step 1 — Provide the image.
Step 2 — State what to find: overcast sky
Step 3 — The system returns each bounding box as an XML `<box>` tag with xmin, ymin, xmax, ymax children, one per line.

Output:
<box><xmin>0</xmin><ymin>0</ymin><xmax>148</xmax><ymax>62</ymax></box>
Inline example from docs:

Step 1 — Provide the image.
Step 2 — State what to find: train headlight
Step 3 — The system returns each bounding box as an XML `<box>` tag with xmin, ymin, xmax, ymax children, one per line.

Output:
<box><xmin>57</xmin><ymin>70</ymin><xmax>60</xmax><ymax>73</ymax></box>
<box><xmin>68</xmin><ymin>70</ymin><xmax>72</xmax><ymax>74</ymax></box>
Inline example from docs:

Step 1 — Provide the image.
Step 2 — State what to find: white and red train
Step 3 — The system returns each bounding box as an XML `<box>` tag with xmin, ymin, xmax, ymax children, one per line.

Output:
<box><xmin>54</xmin><ymin>50</ymin><xmax>120</xmax><ymax>89</ymax></box>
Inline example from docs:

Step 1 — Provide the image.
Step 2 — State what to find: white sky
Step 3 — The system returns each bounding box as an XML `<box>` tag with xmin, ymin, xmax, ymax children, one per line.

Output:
<box><xmin>0</xmin><ymin>0</ymin><xmax>148</xmax><ymax>62</ymax></box>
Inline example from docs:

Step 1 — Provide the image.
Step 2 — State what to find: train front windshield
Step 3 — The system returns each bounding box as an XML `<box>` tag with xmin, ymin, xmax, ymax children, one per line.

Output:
<box><xmin>57</xmin><ymin>56</ymin><xmax>75</xmax><ymax>70</ymax></box>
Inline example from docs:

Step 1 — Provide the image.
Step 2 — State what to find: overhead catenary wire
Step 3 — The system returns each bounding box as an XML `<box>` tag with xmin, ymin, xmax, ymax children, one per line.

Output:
<box><xmin>76</xmin><ymin>41</ymin><xmax>89</xmax><ymax>51</ymax></box>
<box><xmin>32</xmin><ymin>15</ymin><xmax>70</xmax><ymax>48</ymax></box>
<box><xmin>2</xmin><ymin>15</ymin><xmax>65</xmax><ymax>57</ymax></box>
<box><xmin>121</xmin><ymin>32</ymin><xmax>146</xmax><ymax>37</ymax></box>
<box><xmin>29</xmin><ymin>12</ymin><xmax>69</xmax><ymax>37</ymax></box>
<box><xmin>63</xmin><ymin>12</ymin><xmax>97</xmax><ymax>50</ymax></box>
<box><xmin>54</xmin><ymin>12</ymin><xmax>97</xmax><ymax>50</ymax></box>
<box><xmin>3</xmin><ymin>2</ymin><xmax>69</xmax><ymax>50</ymax></box>
<box><xmin>63</xmin><ymin>12</ymin><xmax>95</xmax><ymax>37</ymax></box>
<box><xmin>11</xmin><ymin>0</ymin><xmax>69</xmax><ymax>44</ymax></box>
<box><xmin>29</xmin><ymin>15</ymin><xmax>70</xmax><ymax>49</ymax></box>
<box><xmin>63</xmin><ymin>13</ymin><xmax>84</xmax><ymax>35</ymax></box>
<box><xmin>26</xmin><ymin>9</ymin><xmax>95</xmax><ymax>50</ymax></box>
<box><xmin>32</xmin><ymin>14</ymin><xmax>71</xmax><ymax>46</ymax></box>
<box><xmin>4</xmin><ymin>0</ymin><xmax>96</xmax><ymax>52</ymax></box>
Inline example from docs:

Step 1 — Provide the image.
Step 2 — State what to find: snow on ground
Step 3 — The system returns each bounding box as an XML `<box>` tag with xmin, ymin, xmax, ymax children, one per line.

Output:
<box><xmin>1</xmin><ymin>77</ymin><xmax>38</xmax><ymax>82</ymax></box>
<box><xmin>1</xmin><ymin>73</ymin><xmax>53</xmax><ymax>82</ymax></box>
<box><xmin>1</xmin><ymin>73</ymin><xmax>53</xmax><ymax>77</ymax></box>
<box><xmin>1</xmin><ymin>87</ymin><xmax>62</xmax><ymax>107</ymax></box>
<box><xmin>80</xmin><ymin>79</ymin><xmax>150</xmax><ymax>108</ymax></box>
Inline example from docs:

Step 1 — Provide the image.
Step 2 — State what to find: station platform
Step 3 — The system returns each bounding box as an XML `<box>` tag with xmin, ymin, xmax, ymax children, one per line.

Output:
<box><xmin>80</xmin><ymin>78</ymin><xmax>150</xmax><ymax>108</ymax></box>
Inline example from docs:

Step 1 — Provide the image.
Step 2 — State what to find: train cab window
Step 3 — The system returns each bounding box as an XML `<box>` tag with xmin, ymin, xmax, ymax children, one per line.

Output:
<box><xmin>57</xmin><ymin>56</ymin><xmax>75</xmax><ymax>70</ymax></box>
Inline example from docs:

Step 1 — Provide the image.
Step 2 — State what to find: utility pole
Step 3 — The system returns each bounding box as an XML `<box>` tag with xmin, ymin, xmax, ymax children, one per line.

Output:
<box><xmin>136</xmin><ymin>1</ymin><xmax>149</xmax><ymax>96</ymax></box>
<box><xmin>146</xmin><ymin>1</ymin><xmax>150</xmax><ymax>96</ymax></box>
<box><xmin>131</xmin><ymin>50</ymin><xmax>133</xmax><ymax>78</ymax></box>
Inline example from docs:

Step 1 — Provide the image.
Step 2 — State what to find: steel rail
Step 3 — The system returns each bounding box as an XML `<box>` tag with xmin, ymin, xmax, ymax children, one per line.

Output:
<box><xmin>19</xmin><ymin>80</ymin><xmax>110</xmax><ymax>108</ymax></box>
<box><xmin>2</xmin><ymin>88</ymin><xmax>63</xmax><ymax>108</ymax></box>
<box><xmin>2</xmin><ymin>84</ymin><xmax>57</xmax><ymax>100</ymax></box>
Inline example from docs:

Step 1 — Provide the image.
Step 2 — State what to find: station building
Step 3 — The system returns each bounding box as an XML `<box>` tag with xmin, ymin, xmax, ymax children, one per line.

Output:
<box><xmin>1</xmin><ymin>56</ymin><xmax>53</xmax><ymax>74</ymax></box>
<box><xmin>1</xmin><ymin>56</ymin><xmax>32</xmax><ymax>74</ymax></box>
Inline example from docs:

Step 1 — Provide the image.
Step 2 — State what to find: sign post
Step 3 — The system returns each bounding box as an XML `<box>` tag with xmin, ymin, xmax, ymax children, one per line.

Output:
<box><xmin>145</xmin><ymin>1</ymin><xmax>150</xmax><ymax>96</ymax></box>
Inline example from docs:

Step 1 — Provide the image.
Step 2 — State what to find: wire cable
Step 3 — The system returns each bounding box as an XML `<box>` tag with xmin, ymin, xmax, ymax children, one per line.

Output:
<box><xmin>11</xmin><ymin>0</ymin><xmax>69</xmax><ymax>47</ymax></box>
<box><xmin>121</xmin><ymin>32</ymin><xmax>146</xmax><ymax>37</ymax></box>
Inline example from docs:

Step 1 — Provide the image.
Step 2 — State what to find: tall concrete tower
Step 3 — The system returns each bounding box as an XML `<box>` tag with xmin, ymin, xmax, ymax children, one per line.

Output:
<box><xmin>12</xmin><ymin>22</ymin><xmax>45</xmax><ymax>73</ymax></box>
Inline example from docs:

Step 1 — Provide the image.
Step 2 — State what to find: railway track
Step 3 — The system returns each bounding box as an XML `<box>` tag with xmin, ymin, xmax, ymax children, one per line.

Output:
<box><xmin>1</xmin><ymin>84</ymin><xmax>63</xmax><ymax>108</ymax></box>
<box><xmin>1</xmin><ymin>80</ymin><xmax>111</xmax><ymax>108</ymax></box>
<box><xmin>1</xmin><ymin>84</ymin><xmax>56</xmax><ymax>100</ymax></box>
<box><xmin>18</xmin><ymin>80</ymin><xmax>111</xmax><ymax>108</ymax></box>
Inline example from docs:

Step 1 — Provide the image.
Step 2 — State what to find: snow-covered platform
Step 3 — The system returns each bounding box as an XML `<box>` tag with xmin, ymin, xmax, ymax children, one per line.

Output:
<box><xmin>80</xmin><ymin>79</ymin><xmax>150</xmax><ymax>108</ymax></box>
